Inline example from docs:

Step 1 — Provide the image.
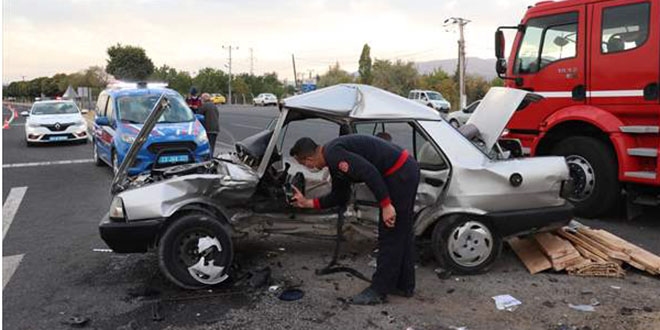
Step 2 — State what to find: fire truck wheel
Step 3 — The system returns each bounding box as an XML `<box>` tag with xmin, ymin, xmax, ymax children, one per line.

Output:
<box><xmin>552</xmin><ymin>136</ymin><xmax>620</xmax><ymax>218</ymax></box>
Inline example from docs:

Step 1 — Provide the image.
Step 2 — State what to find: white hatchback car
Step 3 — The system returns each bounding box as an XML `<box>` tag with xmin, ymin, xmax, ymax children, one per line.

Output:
<box><xmin>22</xmin><ymin>100</ymin><xmax>89</xmax><ymax>146</ymax></box>
<box><xmin>253</xmin><ymin>93</ymin><xmax>278</xmax><ymax>106</ymax></box>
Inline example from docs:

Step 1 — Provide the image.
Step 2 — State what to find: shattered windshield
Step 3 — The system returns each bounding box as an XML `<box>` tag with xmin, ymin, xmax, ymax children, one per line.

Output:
<box><xmin>117</xmin><ymin>93</ymin><xmax>194</xmax><ymax>124</ymax></box>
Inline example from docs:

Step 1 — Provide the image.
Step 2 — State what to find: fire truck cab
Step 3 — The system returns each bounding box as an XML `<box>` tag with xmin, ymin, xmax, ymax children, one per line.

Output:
<box><xmin>495</xmin><ymin>0</ymin><xmax>659</xmax><ymax>217</ymax></box>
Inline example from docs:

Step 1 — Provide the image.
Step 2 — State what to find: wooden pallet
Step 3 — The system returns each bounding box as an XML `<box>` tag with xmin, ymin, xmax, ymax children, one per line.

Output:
<box><xmin>508</xmin><ymin>222</ymin><xmax>659</xmax><ymax>278</ymax></box>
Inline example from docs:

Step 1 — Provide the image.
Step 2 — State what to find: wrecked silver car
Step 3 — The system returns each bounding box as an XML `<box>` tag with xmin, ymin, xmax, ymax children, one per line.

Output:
<box><xmin>100</xmin><ymin>85</ymin><xmax>573</xmax><ymax>289</ymax></box>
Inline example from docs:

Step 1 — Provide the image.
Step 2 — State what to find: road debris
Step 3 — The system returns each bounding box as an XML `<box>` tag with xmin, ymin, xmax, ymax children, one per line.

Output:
<box><xmin>508</xmin><ymin>221</ymin><xmax>660</xmax><ymax>277</ymax></box>
<box><xmin>542</xmin><ymin>301</ymin><xmax>556</xmax><ymax>308</ymax></box>
<box><xmin>569</xmin><ymin>304</ymin><xmax>596</xmax><ymax>312</ymax></box>
<box><xmin>492</xmin><ymin>294</ymin><xmax>522</xmax><ymax>311</ymax></box>
<box><xmin>62</xmin><ymin>316</ymin><xmax>89</xmax><ymax>328</ymax></box>
<box><xmin>278</xmin><ymin>288</ymin><xmax>304</xmax><ymax>301</ymax></box>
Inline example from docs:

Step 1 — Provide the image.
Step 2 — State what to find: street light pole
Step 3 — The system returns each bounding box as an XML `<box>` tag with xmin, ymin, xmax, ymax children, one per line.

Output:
<box><xmin>444</xmin><ymin>17</ymin><xmax>470</xmax><ymax>109</ymax></box>
<box><xmin>222</xmin><ymin>45</ymin><xmax>238</xmax><ymax>104</ymax></box>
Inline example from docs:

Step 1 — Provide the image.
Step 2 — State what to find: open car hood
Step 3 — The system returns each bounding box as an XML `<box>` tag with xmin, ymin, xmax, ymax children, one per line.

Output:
<box><xmin>111</xmin><ymin>93</ymin><xmax>169</xmax><ymax>195</ymax></box>
<box><xmin>465</xmin><ymin>87</ymin><xmax>542</xmax><ymax>153</ymax></box>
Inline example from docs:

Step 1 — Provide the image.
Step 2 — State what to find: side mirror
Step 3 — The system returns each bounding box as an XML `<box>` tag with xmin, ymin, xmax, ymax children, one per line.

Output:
<box><xmin>81</xmin><ymin>109</ymin><xmax>89</xmax><ymax>115</ymax></box>
<box><xmin>95</xmin><ymin>116</ymin><xmax>110</xmax><ymax>126</ymax></box>
<box><xmin>195</xmin><ymin>114</ymin><xmax>205</xmax><ymax>123</ymax></box>
<box><xmin>495</xmin><ymin>30</ymin><xmax>505</xmax><ymax>59</ymax></box>
<box><xmin>20</xmin><ymin>111</ymin><xmax>29</xmax><ymax>117</ymax></box>
<box><xmin>496</xmin><ymin>58</ymin><xmax>507</xmax><ymax>75</ymax></box>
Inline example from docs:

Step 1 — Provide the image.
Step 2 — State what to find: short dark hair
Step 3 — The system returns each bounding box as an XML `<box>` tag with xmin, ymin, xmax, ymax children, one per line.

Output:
<box><xmin>290</xmin><ymin>137</ymin><xmax>318</xmax><ymax>157</ymax></box>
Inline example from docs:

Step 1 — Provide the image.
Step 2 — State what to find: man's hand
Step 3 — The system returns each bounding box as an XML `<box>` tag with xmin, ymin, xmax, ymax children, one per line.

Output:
<box><xmin>382</xmin><ymin>204</ymin><xmax>396</xmax><ymax>228</ymax></box>
<box><xmin>290</xmin><ymin>186</ymin><xmax>314</xmax><ymax>208</ymax></box>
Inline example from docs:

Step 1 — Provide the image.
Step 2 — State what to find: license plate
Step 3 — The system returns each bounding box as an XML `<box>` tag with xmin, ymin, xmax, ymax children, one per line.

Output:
<box><xmin>158</xmin><ymin>154</ymin><xmax>189</xmax><ymax>164</ymax></box>
<box><xmin>49</xmin><ymin>136</ymin><xmax>68</xmax><ymax>141</ymax></box>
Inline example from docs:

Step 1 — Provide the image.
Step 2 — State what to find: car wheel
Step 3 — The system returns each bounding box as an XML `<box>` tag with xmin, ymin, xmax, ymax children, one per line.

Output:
<box><xmin>158</xmin><ymin>212</ymin><xmax>233</xmax><ymax>289</ymax></box>
<box><xmin>431</xmin><ymin>215</ymin><xmax>502</xmax><ymax>274</ymax></box>
<box><xmin>93</xmin><ymin>142</ymin><xmax>104</xmax><ymax>167</ymax></box>
<box><xmin>551</xmin><ymin>136</ymin><xmax>619</xmax><ymax>218</ymax></box>
<box><xmin>449</xmin><ymin>119</ymin><xmax>460</xmax><ymax>128</ymax></box>
<box><xmin>111</xmin><ymin>151</ymin><xmax>119</xmax><ymax>175</ymax></box>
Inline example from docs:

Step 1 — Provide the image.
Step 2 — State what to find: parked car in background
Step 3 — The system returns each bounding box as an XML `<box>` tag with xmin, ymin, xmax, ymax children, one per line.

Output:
<box><xmin>92</xmin><ymin>82</ymin><xmax>211</xmax><ymax>175</ymax></box>
<box><xmin>101</xmin><ymin>84</ymin><xmax>572</xmax><ymax>289</ymax></box>
<box><xmin>408</xmin><ymin>90</ymin><xmax>451</xmax><ymax>113</ymax></box>
<box><xmin>22</xmin><ymin>100</ymin><xmax>89</xmax><ymax>146</ymax></box>
<box><xmin>253</xmin><ymin>93</ymin><xmax>278</xmax><ymax>106</ymax></box>
<box><xmin>447</xmin><ymin>100</ymin><xmax>481</xmax><ymax>128</ymax></box>
<box><xmin>210</xmin><ymin>93</ymin><xmax>226</xmax><ymax>105</ymax></box>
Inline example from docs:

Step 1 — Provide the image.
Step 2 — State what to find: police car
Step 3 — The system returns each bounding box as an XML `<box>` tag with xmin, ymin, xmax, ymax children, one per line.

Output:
<box><xmin>23</xmin><ymin>100</ymin><xmax>89</xmax><ymax>145</ymax></box>
<box><xmin>92</xmin><ymin>82</ymin><xmax>211</xmax><ymax>175</ymax></box>
<box><xmin>100</xmin><ymin>85</ymin><xmax>573</xmax><ymax>289</ymax></box>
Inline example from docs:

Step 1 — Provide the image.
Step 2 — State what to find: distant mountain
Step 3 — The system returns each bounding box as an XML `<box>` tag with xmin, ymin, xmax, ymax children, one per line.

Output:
<box><xmin>415</xmin><ymin>57</ymin><xmax>497</xmax><ymax>80</ymax></box>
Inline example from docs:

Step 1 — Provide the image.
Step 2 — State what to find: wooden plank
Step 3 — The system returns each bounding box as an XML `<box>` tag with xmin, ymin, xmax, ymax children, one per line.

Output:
<box><xmin>553</xmin><ymin>255</ymin><xmax>587</xmax><ymax>271</ymax></box>
<box><xmin>556</xmin><ymin>229</ymin><xmax>611</xmax><ymax>261</ymax></box>
<box><xmin>508</xmin><ymin>237</ymin><xmax>552</xmax><ymax>274</ymax></box>
<box><xmin>573</xmin><ymin>231</ymin><xmax>631</xmax><ymax>262</ymax></box>
<box><xmin>534</xmin><ymin>232</ymin><xmax>575</xmax><ymax>259</ymax></box>
<box><xmin>573</xmin><ymin>244</ymin><xmax>606</xmax><ymax>263</ymax></box>
<box><xmin>589</xmin><ymin>229</ymin><xmax>660</xmax><ymax>273</ymax></box>
<box><xmin>577</xmin><ymin>227</ymin><xmax>630</xmax><ymax>253</ymax></box>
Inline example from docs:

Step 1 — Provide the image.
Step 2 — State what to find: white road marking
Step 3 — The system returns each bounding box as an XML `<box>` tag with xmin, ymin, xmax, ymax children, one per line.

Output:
<box><xmin>3</xmin><ymin>159</ymin><xmax>95</xmax><ymax>169</ymax></box>
<box><xmin>3</xmin><ymin>254</ymin><xmax>24</xmax><ymax>289</ymax></box>
<box><xmin>231</xmin><ymin>123</ymin><xmax>263</xmax><ymax>130</ymax></box>
<box><xmin>3</xmin><ymin>186</ymin><xmax>28</xmax><ymax>289</ymax></box>
<box><xmin>3</xmin><ymin>187</ymin><xmax>27</xmax><ymax>240</ymax></box>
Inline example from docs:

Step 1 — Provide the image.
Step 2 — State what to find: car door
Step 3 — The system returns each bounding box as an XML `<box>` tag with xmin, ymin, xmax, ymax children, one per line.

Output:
<box><xmin>352</xmin><ymin>121</ymin><xmax>450</xmax><ymax>225</ymax></box>
<box><xmin>93</xmin><ymin>93</ymin><xmax>114</xmax><ymax>162</ymax></box>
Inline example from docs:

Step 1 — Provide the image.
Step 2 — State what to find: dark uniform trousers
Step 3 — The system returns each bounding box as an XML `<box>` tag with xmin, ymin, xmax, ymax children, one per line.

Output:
<box><xmin>371</xmin><ymin>156</ymin><xmax>420</xmax><ymax>295</ymax></box>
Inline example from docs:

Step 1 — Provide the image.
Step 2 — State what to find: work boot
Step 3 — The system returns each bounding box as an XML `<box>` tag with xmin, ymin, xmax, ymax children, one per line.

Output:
<box><xmin>348</xmin><ymin>286</ymin><xmax>386</xmax><ymax>305</ymax></box>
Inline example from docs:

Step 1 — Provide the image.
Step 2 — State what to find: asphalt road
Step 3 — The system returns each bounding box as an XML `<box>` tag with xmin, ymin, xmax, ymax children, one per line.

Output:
<box><xmin>2</xmin><ymin>103</ymin><xmax>659</xmax><ymax>329</ymax></box>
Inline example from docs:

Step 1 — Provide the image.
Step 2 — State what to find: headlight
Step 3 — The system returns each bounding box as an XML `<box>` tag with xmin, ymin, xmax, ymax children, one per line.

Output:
<box><xmin>120</xmin><ymin>134</ymin><xmax>135</xmax><ymax>144</ymax></box>
<box><xmin>196</xmin><ymin>131</ymin><xmax>208</xmax><ymax>144</ymax></box>
<box><xmin>76</xmin><ymin>119</ymin><xmax>87</xmax><ymax>126</ymax></box>
<box><xmin>109</xmin><ymin>197</ymin><xmax>126</xmax><ymax>221</ymax></box>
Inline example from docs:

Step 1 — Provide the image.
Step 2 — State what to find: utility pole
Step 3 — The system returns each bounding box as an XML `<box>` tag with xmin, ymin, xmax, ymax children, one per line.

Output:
<box><xmin>223</xmin><ymin>45</ymin><xmax>238</xmax><ymax>104</ymax></box>
<box><xmin>250</xmin><ymin>48</ymin><xmax>254</xmax><ymax>76</ymax></box>
<box><xmin>291</xmin><ymin>54</ymin><xmax>298</xmax><ymax>92</ymax></box>
<box><xmin>444</xmin><ymin>17</ymin><xmax>470</xmax><ymax>109</ymax></box>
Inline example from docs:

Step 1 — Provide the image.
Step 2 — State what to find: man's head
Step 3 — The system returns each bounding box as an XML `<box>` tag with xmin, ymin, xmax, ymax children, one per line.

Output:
<box><xmin>190</xmin><ymin>87</ymin><xmax>198</xmax><ymax>96</ymax></box>
<box><xmin>201</xmin><ymin>93</ymin><xmax>211</xmax><ymax>102</ymax></box>
<box><xmin>290</xmin><ymin>137</ymin><xmax>325</xmax><ymax>170</ymax></box>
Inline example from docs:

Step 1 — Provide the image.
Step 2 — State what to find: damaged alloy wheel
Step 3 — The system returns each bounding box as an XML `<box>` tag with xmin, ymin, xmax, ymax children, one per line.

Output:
<box><xmin>158</xmin><ymin>212</ymin><xmax>233</xmax><ymax>289</ymax></box>
<box><xmin>431</xmin><ymin>215</ymin><xmax>502</xmax><ymax>274</ymax></box>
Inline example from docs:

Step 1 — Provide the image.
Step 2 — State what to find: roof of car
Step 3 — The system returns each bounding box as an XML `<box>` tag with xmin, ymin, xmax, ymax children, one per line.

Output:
<box><xmin>33</xmin><ymin>100</ymin><xmax>76</xmax><ymax>104</ymax></box>
<box><xmin>104</xmin><ymin>87</ymin><xmax>179</xmax><ymax>98</ymax></box>
<box><xmin>283</xmin><ymin>84</ymin><xmax>442</xmax><ymax>120</ymax></box>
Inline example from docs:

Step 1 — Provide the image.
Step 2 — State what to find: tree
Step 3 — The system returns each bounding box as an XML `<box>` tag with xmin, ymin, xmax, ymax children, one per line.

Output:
<box><xmin>192</xmin><ymin>67</ymin><xmax>228</xmax><ymax>95</ymax></box>
<box><xmin>465</xmin><ymin>74</ymin><xmax>491</xmax><ymax>104</ymax></box>
<box><xmin>371</xmin><ymin>59</ymin><xmax>418</xmax><ymax>96</ymax></box>
<box><xmin>106</xmin><ymin>44</ymin><xmax>155</xmax><ymax>81</ymax></box>
<box><xmin>358</xmin><ymin>44</ymin><xmax>372</xmax><ymax>84</ymax></box>
<box><xmin>232</xmin><ymin>76</ymin><xmax>251</xmax><ymax>104</ymax></box>
<box><xmin>318</xmin><ymin>62</ymin><xmax>354</xmax><ymax>88</ymax></box>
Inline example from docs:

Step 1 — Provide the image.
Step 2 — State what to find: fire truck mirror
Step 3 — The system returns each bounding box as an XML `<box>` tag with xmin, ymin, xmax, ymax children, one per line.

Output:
<box><xmin>496</xmin><ymin>59</ymin><xmax>507</xmax><ymax>75</ymax></box>
<box><xmin>495</xmin><ymin>31</ymin><xmax>505</xmax><ymax>59</ymax></box>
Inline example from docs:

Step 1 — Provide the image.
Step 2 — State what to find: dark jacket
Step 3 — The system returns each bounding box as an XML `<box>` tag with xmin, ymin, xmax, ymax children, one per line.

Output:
<box><xmin>314</xmin><ymin>134</ymin><xmax>407</xmax><ymax>209</ymax></box>
<box><xmin>197</xmin><ymin>101</ymin><xmax>219</xmax><ymax>133</ymax></box>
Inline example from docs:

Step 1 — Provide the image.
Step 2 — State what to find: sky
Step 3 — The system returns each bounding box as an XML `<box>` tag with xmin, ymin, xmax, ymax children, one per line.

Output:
<box><xmin>2</xmin><ymin>0</ymin><xmax>532</xmax><ymax>84</ymax></box>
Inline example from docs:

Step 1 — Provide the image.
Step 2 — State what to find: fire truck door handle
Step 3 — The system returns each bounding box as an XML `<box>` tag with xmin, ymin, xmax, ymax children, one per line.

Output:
<box><xmin>643</xmin><ymin>83</ymin><xmax>659</xmax><ymax>100</ymax></box>
<box><xmin>572</xmin><ymin>85</ymin><xmax>586</xmax><ymax>101</ymax></box>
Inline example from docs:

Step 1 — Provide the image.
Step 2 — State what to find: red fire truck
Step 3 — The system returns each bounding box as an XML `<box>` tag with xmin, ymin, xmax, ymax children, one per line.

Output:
<box><xmin>494</xmin><ymin>0</ymin><xmax>659</xmax><ymax>217</ymax></box>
